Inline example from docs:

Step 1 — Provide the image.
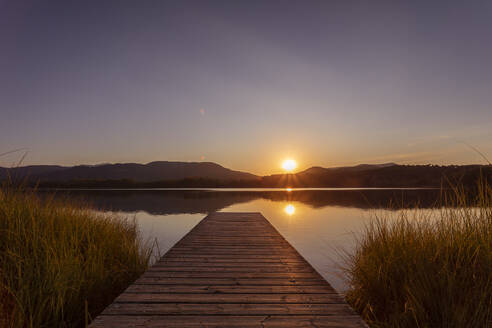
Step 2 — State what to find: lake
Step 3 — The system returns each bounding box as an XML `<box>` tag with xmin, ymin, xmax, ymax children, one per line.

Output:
<box><xmin>53</xmin><ymin>188</ymin><xmax>442</xmax><ymax>293</ymax></box>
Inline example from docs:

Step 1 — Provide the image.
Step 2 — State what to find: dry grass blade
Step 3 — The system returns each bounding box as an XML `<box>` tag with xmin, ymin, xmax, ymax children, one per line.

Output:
<box><xmin>344</xmin><ymin>180</ymin><xmax>492</xmax><ymax>327</ymax></box>
<box><xmin>0</xmin><ymin>186</ymin><xmax>152</xmax><ymax>327</ymax></box>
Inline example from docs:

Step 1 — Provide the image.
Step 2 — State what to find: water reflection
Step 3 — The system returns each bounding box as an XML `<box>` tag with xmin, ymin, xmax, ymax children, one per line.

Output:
<box><xmin>46</xmin><ymin>188</ymin><xmax>443</xmax><ymax>293</ymax></box>
<box><xmin>284</xmin><ymin>204</ymin><xmax>295</xmax><ymax>215</ymax></box>
<box><xmin>56</xmin><ymin>188</ymin><xmax>442</xmax><ymax>215</ymax></box>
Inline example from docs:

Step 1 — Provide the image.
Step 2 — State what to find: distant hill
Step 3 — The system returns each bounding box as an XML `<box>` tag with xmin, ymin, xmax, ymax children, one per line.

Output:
<box><xmin>0</xmin><ymin>165</ymin><xmax>68</xmax><ymax>180</ymax></box>
<box><xmin>262</xmin><ymin>164</ymin><xmax>491</xmax><ymax>188</ymax></box>
<box><xmin>1</xmin><ymin>162</ymin><xmax>490</xmax><ymax>188</ymax></box>
<box><xmin>301</xmin><ymin>163</ymin><xmax>397</xmax><ymax>174</ymax></box>
<box><xmin>0</xmin><ymin>161</ymin><xmax>259</xmax><ymax>182</ymax></box>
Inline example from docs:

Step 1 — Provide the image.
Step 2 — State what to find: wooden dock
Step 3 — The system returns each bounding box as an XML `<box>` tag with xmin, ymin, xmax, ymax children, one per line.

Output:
<box><xmin>90</xmin><ymin>212</ymin><xmax>367</xmax><ymax>327</ymax></box>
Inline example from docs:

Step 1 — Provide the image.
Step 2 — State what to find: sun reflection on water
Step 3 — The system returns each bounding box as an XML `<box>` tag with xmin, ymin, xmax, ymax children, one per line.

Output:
<box><xmin>284</xmin><ymin>204</ymin><xmax>295</xmax><ymax>216</ymax></box>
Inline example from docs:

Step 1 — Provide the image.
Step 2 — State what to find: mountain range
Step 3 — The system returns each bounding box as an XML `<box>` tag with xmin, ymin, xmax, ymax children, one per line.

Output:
<box><xmin>0</xmin><ymin>161</ymin><xmax>257</xmax><ymax>182</ymax></box>
<box><xmin>1</xmin><ymin>161</ymin><xmax>490</xmax><ymax>188</ymax></box>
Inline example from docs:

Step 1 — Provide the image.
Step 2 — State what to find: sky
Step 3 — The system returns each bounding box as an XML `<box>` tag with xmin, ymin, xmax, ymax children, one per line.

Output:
<box><xmin>1</xmin><ymin>0</ymin><xmax>492</xmax><ymax>175</ymax></box>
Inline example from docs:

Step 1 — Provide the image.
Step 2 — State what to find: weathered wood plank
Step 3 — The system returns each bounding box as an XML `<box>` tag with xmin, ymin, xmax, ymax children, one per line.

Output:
<box><xmin>90</xmin><ymin>212</ymin><xmax>366</xmax><ymax>327</ymax></box>
<box><xmin>158</xmin><ymin>257</ymin><xmax>305</xmax><ymax>263</ymax></box>
<box><xmin>113</xmin><ymin>293</ymin><xmax>345</xmax><ymax>303</ymax></box>
<box><xmin>160</xmin><ymin>254</ymin><xmax>305</xmax><ymax>259</ymax></box>
<box><xmin>133</xmin><ymin>277</ymin><xmax>328</xmax><ymax>285</ymax></box>
<box><xmin>90</xmin><ymin>315</ymin><xmax>367</xmax><ymax>327</ymax></box>
<box><xmin>151</xmin><ymin>263</ymin><xmax>310</xmax><ymax>269</ymax></box>
<box><xmin>102</xmin><ymin>303</ymin><xmax>356</xmax><ymax>315</ymax></box>
<box><xmin>123</xmin><ymin>285</ymin><xmax>337</xmax><ymax>294</ymax></box>
<box><xmin>141</xmin><ymin>272</ymin><xmax>320</xmax><ymax>279</ymax></box>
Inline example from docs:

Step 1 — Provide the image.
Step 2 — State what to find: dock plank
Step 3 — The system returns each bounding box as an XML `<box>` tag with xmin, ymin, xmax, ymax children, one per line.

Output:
<box><xmin>90</xmin><ymin>212</ymin><xmax>366</xmax><ymax>327</ymax></box>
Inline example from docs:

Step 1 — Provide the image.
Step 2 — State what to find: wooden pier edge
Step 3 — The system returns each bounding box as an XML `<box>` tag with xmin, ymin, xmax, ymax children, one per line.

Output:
<box><xmin>90</xmin><ymin>212</ymin><xmax>368</xmax><ymax>327</ymax></box>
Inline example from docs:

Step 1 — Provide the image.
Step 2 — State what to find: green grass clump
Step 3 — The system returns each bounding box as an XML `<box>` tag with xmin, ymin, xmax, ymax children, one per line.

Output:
<box><xmin>345</xmin><ymin>183</ymin><xmax>492</xmax><ymax>327</ymax></box>
<box><xmin>0</xmin><ymin>188</ymin><xmax>152</xmax><ymax>327</ymax></box>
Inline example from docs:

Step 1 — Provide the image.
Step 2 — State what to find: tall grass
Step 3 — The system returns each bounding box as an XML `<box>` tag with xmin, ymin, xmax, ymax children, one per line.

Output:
<box><xmin>345</xmin><ymin>182</ymin><xmax>492</xmax><ymax>327</ymax></box>
<box><xmin>0</xmin><ymin>187</ymin><xmax>152</xmax><ymax>327</ymax></box>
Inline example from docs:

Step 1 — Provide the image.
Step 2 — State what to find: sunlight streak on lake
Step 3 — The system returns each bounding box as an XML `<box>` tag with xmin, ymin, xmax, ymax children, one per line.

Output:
<box><xmin>284</xmin><ymin>204</ymin><xmax>295</xmax><ymax>215</ymax></box>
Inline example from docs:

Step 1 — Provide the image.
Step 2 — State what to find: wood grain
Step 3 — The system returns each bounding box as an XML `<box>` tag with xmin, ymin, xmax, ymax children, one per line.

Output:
<box><xmin>90</xmin><ymin>212</ymin><xmax>367</xmax><ymax>327</ymax></box>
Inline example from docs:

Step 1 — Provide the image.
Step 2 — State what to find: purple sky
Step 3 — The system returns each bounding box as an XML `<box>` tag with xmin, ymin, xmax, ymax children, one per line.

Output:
<box><xmin>1</xmin><ymin>0</ymin><xmax>492</xmax><ymax>174</ymax></box>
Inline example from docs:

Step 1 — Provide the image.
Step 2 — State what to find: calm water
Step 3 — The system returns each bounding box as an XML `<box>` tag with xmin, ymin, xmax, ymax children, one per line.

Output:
<box><xmin>54</xmin><ymin>188</ymin><xmax>441</xmax><ymax>292</ymax></box>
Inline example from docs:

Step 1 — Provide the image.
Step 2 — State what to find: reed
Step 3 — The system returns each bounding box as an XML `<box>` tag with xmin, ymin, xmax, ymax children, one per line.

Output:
<box><xmin>345</xmin><ymin>181</ymin><xmax>492</xmax><ymax>327</ymax></box>
<box><xmin>0</xmin><ymin>187</ymin><xmax>152</xmax><ymax>327</ymax></box>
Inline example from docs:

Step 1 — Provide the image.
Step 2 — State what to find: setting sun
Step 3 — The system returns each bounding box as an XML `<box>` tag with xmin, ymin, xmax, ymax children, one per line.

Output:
<box><xmin>282</xmin><ymin>159</ymin><xmax>297</xmax><ymax>172</ymax></box>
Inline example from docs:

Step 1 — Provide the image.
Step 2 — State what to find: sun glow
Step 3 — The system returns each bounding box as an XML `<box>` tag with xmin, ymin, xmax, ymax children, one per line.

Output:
<box><xmin>282</xmin><ymin>159</ymin><xmax>297</xmax><ymax>172</ymax></box>
<box><xmin>284</xmin><ymin>204</ymin><xmax>295</xmax><ymax>216</ymax></box>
